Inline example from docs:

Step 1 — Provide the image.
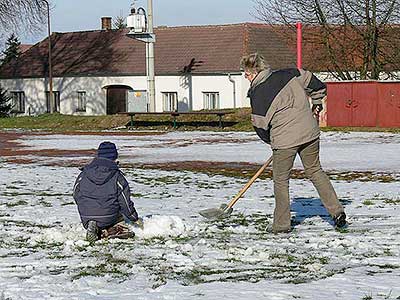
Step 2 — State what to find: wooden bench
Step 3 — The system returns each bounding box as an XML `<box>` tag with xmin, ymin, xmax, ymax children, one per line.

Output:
<box><xmin>120</xmin><ymin>111</ymin><xmax>234</xmax><ymax>129</ymax></box>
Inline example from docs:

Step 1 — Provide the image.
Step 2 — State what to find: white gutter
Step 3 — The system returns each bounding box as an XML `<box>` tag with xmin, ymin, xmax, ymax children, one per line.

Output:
<box><xmin>228</xmin><ymin>73</ymin><xmax>236</xmax><ymax>109</ymax></box>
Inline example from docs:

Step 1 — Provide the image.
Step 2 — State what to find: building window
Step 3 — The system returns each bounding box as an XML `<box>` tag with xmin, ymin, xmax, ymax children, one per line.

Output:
<box><xmin>162</xmin><ymin>92</ymin><xmax>178</xmax><ymax>112</ymax></box>
<box><xmin>10</xmin><ymin>91</ymin><xmax>25</xmax><ymax>113</ymax></box>
<box><xmin>203</xmin><ymin>92</ymin><xmax>220</xmax><ymax>110</ymax></box>
<box><xmin>46</xmin><ymin>91</ymin><xmax>60</xmax><ymax>113</ymax></box>
<box><xmin>77</xmin><ymin>91</ymin><xmax>86</xmax><ymax>112</ymax></box>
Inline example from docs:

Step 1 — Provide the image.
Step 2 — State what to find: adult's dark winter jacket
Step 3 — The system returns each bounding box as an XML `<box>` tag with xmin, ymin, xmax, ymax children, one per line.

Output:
<box><xmin>248</xmin><ymin>68</ymin><xmax>325</xmax><ymax>149</ymax></box>
<box><xmin>73</xmin><ymin>157</ymin><xmax>138</xmax><ymax>229</ymax></box>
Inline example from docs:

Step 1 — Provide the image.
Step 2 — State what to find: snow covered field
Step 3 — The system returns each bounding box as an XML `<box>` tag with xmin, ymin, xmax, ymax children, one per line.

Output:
<box><xmin>0</xmin><ymin>131</ymin><xmax>399</xmax><ymax>300</ymax></box>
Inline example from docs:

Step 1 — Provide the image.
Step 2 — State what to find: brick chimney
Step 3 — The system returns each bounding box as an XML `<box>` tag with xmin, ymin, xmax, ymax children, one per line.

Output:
<box><xmin>101</xmin><ymin>17</ymin><xmax>112</xmax><ymax>30</ymax></box>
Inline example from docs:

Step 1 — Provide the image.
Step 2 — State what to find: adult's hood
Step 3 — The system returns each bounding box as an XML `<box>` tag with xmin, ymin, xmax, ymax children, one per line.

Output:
<box><xmin>83</xmin><ymin>157</ymin><xmax>119</xmax><ymax>185</ymax></box>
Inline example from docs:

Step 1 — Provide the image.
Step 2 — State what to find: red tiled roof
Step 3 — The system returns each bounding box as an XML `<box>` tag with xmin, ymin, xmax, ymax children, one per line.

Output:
<box><xmin>19</xmin><ymin>44</ymin><xmax>32</xmax><ymax>53</ymax></box>
<box><xmin>0</xmin><ymin>23</ymin><xmax>297</xmax><ymax>79</ymax></box>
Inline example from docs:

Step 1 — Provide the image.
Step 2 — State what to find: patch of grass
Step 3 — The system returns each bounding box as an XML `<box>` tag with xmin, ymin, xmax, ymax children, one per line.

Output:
<box><xmin>39</xmin><ymin>200</ymin><xmax>53</xmax><ymax>207</ymax></box>
<box><xmin>362</xmin><ymin>293</ymin><xmax>373</xmax><ymax>300</ymax></box>
<box><xmin>48</xmin><ymin>253</ymin><xmax>70</xmax><ymax>260</ymax></box>
<box><xmin>336</xmin><ymin>227</ymin><xmax>350</xmax><ymax>234</ymax></box>
<box><xmin>329</xmin><ymin>171</ymin><xmax>397</xmax><ymax>183</ymax></box>
<box><xmin>5</xmin><ymin>200</ymin><xmax>29</xmax><ymax>207</ymax></box>
<box><xmin>375</xmin><ymin>264</ymin><xmax>399</xmax><ymax>269</ymax></box>
<box><xmin>71</xmin><ymin>263</ymin><xmax>126</xmax><ymax>280</ymax></box>
<box><xmin>383</xmin><ymin>249</ymin><xmax>392</xmax><ymax>256</ymax></box>
<box><xmin>287</xmin><ymin>278</ymin><xmax>308</xmax><ymax>284</ymax></box>
<box><xmin>3</xmin><ymin>192</ymin><xmax>34</xmax><ymax>197</ymax></box>
<box><xmin>156</xmin><ymin>176</ymin><xmax>182</xmax><ymax>184</ymax></box>
<box><xmin>227</xmin><ymin>213</ymin><xmax>250</xmax><ymax>227</ymax></box>
<box><xmin>131</xmin><ymin>193</ymin><xmax>144</xmax><ymax>198</ymax></box>
<box><xmin>0</xmin><ymin>113</ymin><xmax>133</xmax><ymax>131</ymax></box>
<box><xmin>31</xmin><ymin>241</ymin><xmax>64</xmax><ymax>250</ymax></box>
<box><xmin>2</xmin><ymin>191</ymin><xmax>71</xmax><ymax>197</ymax></box>
<box><xmin>384</xmin><ymin>199</ymin><xmax>400</xmax><ymax>205</ymax></box>
<box><xmin>141</xmin><ymin>236</ymin><xmax>167</xmax><ymax>246</ymax></box>
<box><xmin>172</xmin><ymin>235</ymin><xmax>192</xmax><ymax>243</ymax></box>
<box><xmin>138</xmin><ymin>162</ymin><xmax>398</xmax><ymax>183</ymax></box>
<box><xmin>48</xmin><ymin>265</ymin><xmax>68</xmax><ymax>275</ymax></box>
<box><xmin>363</xmin><ymin>199</ymin><xmax>375</xmax><ymax>206</ymax></box>
<box><xmin>4</xmin><ymin>219</ymin><xmax>53</xmax><ymax>229</ymax></box>
<box><xmin>6</xmin><ymin>186</ymin><xmax>19</xmax><ymax>190</ymax></box>
<box><xmin>71</xmin><ymin>252</ymin><xmax>133</xmax><ymax>281</ymax></box>
<box><xmin>197</xmin><ymin>181</ymin><xmax>221</xmax><ymax>189</ymax></box>
<box><xmin>36</xmin><ymin>192</ymin><xmax>71</xmax><ymax>197</ymax></box>
<box><xmin>269</xmin><ymin>252</ymin><xmax>296</xmax><ymax>262</ymax></box>
<box><xmin>179</xmin><ymin>266</ymin><xmax>274</xmax><ymax>285</ymax></box>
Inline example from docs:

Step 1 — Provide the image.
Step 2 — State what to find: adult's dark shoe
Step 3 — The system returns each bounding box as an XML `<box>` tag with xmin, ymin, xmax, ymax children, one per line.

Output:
<box><xmin>86</xmin><ymin>220</ymin><xmax>99</xmax><ymax>244</ymax></box>
<box><xmin>333</xmin><ymin>212</ymin><xmax>347</xmax><ymax>229</ymax></box>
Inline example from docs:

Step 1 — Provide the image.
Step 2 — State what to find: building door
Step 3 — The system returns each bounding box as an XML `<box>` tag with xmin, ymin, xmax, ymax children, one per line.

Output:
<box><xmin>327</xmin><ymin>82</ymin><xmax>378</xmax><ymax>127</ymax></box>
<box><xmin>107</xmin><ymin>86</ymin><xmax>129</xmax><ymax>115</ymax></box>
<box><xmin>378</xmin><ymin>83</ymin><xmax>400</xmax><ymax>127</ymax></box>
<box><xmin>326</xmin><ymin>82</ymin><xmax>352</xmax><ymax>127</ymax></box>
<box><xmin>351</xmin><ymin>82</ymin><xmax>378</xmax><ymax>127</ymax></box>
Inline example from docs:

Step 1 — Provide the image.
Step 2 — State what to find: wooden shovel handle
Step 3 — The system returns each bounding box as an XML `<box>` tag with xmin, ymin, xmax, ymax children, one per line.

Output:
<box><xmin>226</xmin><ymin>156</ymin><xmax>273</xmax><ymax>209</ymax></box>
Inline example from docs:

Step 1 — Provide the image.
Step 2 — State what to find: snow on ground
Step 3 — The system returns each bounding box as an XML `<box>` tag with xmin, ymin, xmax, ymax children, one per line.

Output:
<box><xmin>0</xmin><ymin>131</ymin><xmax>399</xmax><ymax>299</ymax></box>
<box><xmin>15</xmin><ymin>131</ymin><xmax>400</xmax><ymax>171</ymax></box>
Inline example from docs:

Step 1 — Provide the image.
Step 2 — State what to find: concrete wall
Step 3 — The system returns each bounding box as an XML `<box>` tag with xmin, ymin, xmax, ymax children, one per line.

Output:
<box><xmin>156</xmin><ymin>74</ymin><xmax>246</xmax><ymax>111</ymax></box>
<box><xmin>4</xmin><ymin>71</ymin><xmax>387</xmax><ymax>117</ymax></box>
<box><xmin>0</xmin><ymin>73</ymin><xmax>249</xmax><ymax>115</ymax></box>
<box><xmin>0</xmin><ymin>76</ymin><xmax>147</xmax><ymax>115</ymax></box>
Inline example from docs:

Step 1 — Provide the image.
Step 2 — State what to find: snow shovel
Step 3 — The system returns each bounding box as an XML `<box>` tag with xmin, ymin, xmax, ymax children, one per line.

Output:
<box><xmin>199</xmin><ymin>156</ymin><xmax>273</xmax><ymax>219</ymax></box>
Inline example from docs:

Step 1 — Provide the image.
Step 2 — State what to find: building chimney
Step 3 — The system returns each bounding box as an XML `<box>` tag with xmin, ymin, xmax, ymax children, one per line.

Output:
<box><xmin>101</xmin><ymin>17</ymin><xmax>112</xmax><ymax>30</ymax></box>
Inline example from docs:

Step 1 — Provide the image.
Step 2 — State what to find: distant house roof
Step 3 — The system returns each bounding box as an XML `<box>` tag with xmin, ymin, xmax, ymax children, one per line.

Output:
<box><xmin>0</xmin><ymin>23</ymin><xmax>297</xmax><ymax>79</ymax></box>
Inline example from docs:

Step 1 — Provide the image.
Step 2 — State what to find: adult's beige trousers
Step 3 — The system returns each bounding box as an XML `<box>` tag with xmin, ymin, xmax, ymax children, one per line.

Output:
<box><xmin>272</xmin><ymin>138</ymin><xmax>344</xmax><ymax>231</ymax></box>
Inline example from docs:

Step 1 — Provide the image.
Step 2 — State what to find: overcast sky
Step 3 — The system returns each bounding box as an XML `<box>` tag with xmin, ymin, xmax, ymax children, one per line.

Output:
<box><xmin>22</xmin><ymin>0</ymin><xmax>259</xmax><ymax>44</ymax></box>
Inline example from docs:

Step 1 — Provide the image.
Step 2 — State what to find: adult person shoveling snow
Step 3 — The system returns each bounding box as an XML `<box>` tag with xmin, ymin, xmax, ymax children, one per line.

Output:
<box><xmin>240</xmin><ymin>53</ymin><xmax>347</xmax><ymax>233</ymax></box>
<box><xmin>73</xmin><ymin>141</ymin><xmax>143</xmax><ymax>243</ymax></box>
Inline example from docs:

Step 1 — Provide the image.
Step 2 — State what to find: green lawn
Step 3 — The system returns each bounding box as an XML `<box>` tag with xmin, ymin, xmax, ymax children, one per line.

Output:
<box><xmin>0</xmin><ymin>110</ymin><xmax>399</xmax><ymax>132</ymax></box>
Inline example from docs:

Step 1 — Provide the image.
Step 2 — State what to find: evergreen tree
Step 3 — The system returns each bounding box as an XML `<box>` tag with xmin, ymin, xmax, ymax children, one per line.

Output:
<box><xmin>0</xmin><ymin>85</ymin><xmax>12</xmax><ymax>117</ymax></box>
<box><xmin>1</xmin><ymin>33</ymin><xmax>21</xmax><ymax>66</ymax></box>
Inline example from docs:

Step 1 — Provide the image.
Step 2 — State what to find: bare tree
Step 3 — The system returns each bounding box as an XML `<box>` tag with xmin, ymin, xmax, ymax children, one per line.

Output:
<box><xmin>253</xmin><ymin>0</ymin><xmax>400</xmax><ymax>80</ymax></box>
<box><xmin>113</xmin><ymin>15</ymin><xmax>127</xmax><ymax>30</ymax></box>
<box><xmin>0</xmin><ymin>0</ymin><xmax>47</xmax><ymax>36</ymax></box>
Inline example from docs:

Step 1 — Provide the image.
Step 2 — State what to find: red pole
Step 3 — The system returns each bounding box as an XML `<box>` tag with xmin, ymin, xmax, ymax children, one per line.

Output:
<box><xmin>297</xmin><ymin>22</ymin><xmax>302</xmax><ymax>69</ymax></box>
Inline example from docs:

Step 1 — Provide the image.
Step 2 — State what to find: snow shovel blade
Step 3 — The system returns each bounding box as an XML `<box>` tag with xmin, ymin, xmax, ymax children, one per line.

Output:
<box><xmin>199</xmin><ymin>204</ymin><xmax>233</xmax><ymax>219</ymax></box>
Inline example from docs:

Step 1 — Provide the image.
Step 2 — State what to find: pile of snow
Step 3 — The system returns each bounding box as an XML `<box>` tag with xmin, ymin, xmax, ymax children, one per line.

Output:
<box><xmin>132</xmin><ymin>215</ymin><xmax>187</xmax><ymax>239</ymax></box>
<box><xmin>30</xmin><ymin>224</ymin><xmax>85</xmax><ymax>245</ymax></box>
<box><xmin>29</xmin><ymin>216</ymin><xmax>188</xmax><ymax>244</ymax></box>
<box><xmin>28</xmin><ymin>224</ymin><xmax>90</xmax><ymax>252</ymax></box>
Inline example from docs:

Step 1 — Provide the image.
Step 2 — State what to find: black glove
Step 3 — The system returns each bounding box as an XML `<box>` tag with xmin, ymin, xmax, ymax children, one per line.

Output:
<box><xmin>312</xmin><ymin>104</ymin><xmax>323</xmax><ymax>114</ymax></box>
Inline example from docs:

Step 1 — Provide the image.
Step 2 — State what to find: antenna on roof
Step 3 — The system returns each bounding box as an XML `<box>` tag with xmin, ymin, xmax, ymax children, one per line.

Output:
<box><xmin>130</xmin><ymin>1</ymin><xmax>137</xmax><ymax>13</ymax></box>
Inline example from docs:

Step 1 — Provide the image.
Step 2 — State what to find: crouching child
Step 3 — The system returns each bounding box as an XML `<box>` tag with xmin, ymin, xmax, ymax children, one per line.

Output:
<box><xmin>73</xmin><ymin>141</ymin><xmax>140</xmax><ymax>243</ymax></box>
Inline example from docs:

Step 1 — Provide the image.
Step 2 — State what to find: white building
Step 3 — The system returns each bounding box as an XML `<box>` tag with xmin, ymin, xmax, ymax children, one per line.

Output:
<box><xmin>0</xmin><ymin>22</ymin><xmax>297</xmax><ymax>116</ymax></box>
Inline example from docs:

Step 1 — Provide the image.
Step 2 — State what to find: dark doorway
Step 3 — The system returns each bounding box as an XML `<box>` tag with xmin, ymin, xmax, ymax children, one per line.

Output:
<box><xmin>106</xmin><ymin>86</ymin><xmax>131</xmax><ymax>115</ymax></box>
